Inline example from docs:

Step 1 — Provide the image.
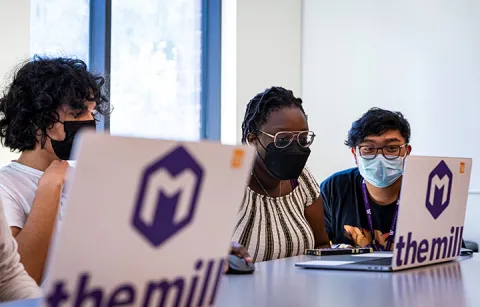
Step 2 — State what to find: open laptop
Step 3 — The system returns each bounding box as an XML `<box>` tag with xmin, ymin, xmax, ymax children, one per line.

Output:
<box><xmin>41</xmin><ymin>131</ymin><xmax>255</xmax><ymax>306</ymax></box>
<box><xmin>296</xmin><ymin>155</ymin><xmax>472</xmax><ymax>272</ymax></box>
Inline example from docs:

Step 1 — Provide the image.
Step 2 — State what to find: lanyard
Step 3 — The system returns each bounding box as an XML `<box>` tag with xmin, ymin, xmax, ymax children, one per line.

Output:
<box><xmin>361</xmin><ymin>181</ymin><xmax>399</xmax><ymax>251</ymax></box>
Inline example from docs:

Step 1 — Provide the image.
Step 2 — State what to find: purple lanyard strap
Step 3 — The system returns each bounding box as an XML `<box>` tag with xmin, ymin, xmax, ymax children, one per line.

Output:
<box><xmin>361</xmin><ymin>181</ymin><xmax>399</xmax><ymax>251</ymax></box>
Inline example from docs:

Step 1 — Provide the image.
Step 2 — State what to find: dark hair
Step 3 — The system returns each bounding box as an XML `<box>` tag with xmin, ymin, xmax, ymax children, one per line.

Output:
<box><xmin>241</xmin><ymin>86</ymin><xmax>305</xmax><ymax>143</ymax></box>
<box><xmin>345</xmin><ymin>107</ymin><xmax>411</xmax><ymax>147</ymax></box>
<box><xmin>0</xmin><ymin>56</ymin><xmax>109</xmax><ymax>152</ymax></box>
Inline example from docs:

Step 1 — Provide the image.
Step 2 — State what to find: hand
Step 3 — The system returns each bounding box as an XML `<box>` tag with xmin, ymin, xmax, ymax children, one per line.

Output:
<box><xmin>344</xmin><ymin>225</ymin><xmax>371</xmax><ymax>247</ymax></box>
<box><xmin>230</xmin><ymin>242</ymin><xmax>253</xmax><ymax>262</ymax></box>
<box><xmin>225</xmin><ymin>242</ymin><xmax>253</xmax><ymax>273</ymax></box>
<box><xmin>38</xmin><ymin>160</ymin><xmax>69</xmax><ymax>188</ymax></box>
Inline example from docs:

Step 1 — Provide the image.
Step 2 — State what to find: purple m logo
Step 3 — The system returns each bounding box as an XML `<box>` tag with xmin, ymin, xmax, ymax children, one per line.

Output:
<box><xmin>132</xmin><ymin>146</ymin><xmax>204</xmax><ymax>247</ymax></box>
<box><xmin>426</xmin><ymin>160</ymin><xmax>453</xmax><ymax>219</ymax></box>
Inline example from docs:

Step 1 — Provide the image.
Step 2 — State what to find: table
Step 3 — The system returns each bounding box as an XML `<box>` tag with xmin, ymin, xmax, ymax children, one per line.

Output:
<box><xmin>215</xmin><ymin>254</ymin><xmax>480</xmax><ymax>307</ymax></box>
<box><xmin>1</xmin><ymin>254</ymin><xmax>478</xmax><ymax>307</ymax></box>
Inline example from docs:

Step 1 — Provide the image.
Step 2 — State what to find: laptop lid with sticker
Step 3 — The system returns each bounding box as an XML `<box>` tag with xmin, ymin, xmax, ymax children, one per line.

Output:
<box><xmin>42</xmin><ymin>131</ymin><xmax>255</xmax><ymax>306</ymax></box>
<box><xmin>391</xmin><ymin>155</ymin><xmax>472</xmax><ymax>271</ymax></box>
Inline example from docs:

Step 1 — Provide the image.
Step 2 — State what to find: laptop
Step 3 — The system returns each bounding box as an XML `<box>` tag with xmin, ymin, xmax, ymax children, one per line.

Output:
<box><xmin>296</xmin><ymin>155</ymin><xmax>472</xmax><ymax>272</ymax></box>
<box><xmin>41</xmin><ymin>131</ymin><xmax>255</xmax><ymax>306</ymax></box>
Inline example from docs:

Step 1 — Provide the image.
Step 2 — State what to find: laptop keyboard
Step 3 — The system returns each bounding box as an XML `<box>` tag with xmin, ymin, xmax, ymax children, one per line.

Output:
<box><xmin>358</xmin><ymin>257</ymin><xmax>393</xmax><ymax>266</ymax></box>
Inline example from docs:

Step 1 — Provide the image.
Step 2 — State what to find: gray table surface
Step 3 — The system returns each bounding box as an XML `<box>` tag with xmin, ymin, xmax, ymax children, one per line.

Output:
<box><xmin>215</xmin><ymin>253</ymin><xmax>479</xmax><ymax>307</ymax></box>
<box><xmin>1</xmin><ymin>254</ymin><xmax>478</xmax><ymax>307</ymax></box>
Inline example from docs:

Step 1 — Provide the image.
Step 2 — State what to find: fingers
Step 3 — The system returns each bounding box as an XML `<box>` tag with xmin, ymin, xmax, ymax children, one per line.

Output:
<box><xmin>353</xmin><ymin>227</ymin><xmax>363</xmax><ymax>236</ymax></box>
<box><xmin>51</xmin><ymin>159</ymin><xmax>68</xmax><ymax>165</ymax></box>
<box><xmin>230</xmin><ymin>242</ymin><xmax>253</xmax><ymax>262</ymax></box>
<box><xmin>233</xmin><ymin>247</ymin><xmax>253</xmax><ymax>262</ymax></box>
<box><xmin>238</xmin><ymin>250</ymin><xmax>253</xmax><ymax>262</ymax></box>
<box><xmin>49</xmin><ymin>160</ymin><xmax>69</xmax><ymax>169</ymax></box>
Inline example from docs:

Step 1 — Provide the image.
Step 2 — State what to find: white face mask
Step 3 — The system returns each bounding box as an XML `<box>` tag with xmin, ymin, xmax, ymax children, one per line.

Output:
<box><xmin>356</xmin><ymin>152</ymin><xmax>404</xmax><ymax>188</ymax></box>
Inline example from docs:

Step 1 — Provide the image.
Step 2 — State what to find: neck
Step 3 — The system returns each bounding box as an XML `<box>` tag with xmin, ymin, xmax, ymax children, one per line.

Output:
<box><xmin>16</xmin><ymin>149</ymin><xmax>56</xmax><ymax>172</ymax></box>
<box><xmin>249</xmin><ymin>162</ymin><xmax>281</xmax><ymax>191</ymax></box>
<box><xmin>365</xmin><ymin>177</ymin><xmax>402</xmax><ymax>206</ymax></box>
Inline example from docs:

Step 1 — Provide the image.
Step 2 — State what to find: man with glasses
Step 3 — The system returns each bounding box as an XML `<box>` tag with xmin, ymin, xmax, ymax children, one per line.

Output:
<box><xmin>321</xmin><ymin>108</ymin><xmax>411</xmax><ymax>250</ymax></box>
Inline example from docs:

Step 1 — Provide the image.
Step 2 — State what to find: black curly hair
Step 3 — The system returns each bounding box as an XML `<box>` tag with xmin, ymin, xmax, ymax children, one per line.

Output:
<box><xmin>345</xmin><ymin>107</ymin><xmax>411</xmax><ymax>148</ymax></box>
<box><xmin>0</xmin><ymin>56</ymin><xmax>109</xmax><ymax>152</ymax></box>
<box><xmin>241</xmin><ymin>86</ymin><xmax>306</xmax><ymax>144</ymax></box>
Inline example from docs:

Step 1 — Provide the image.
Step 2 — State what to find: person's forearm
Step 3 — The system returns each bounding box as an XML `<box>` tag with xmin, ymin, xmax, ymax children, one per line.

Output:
<box><xmin>313</xmin><ymin>230</ymin><xmax>331</xmax><ymax>248</ymax></box>
<box><xmin>311</xmin><ymin>224</ymin><xmax>330</xmax><ymax>248</ymax></box>
<box><xmin>14</xmin><ymin>182</ymin><xmax>62</xmax><ymax>285</ymax></box>
<box><xmin>312</xmin><ymin>227</ymin><xmax>331</xmax><ymax>248</ymax></box>
<box><xmin>315</xmin><ymin>242</ymin><xmax>331</xmax><ymax>248</ymax></box>
<box><xmin>305</xmin><ymin>202</ymin><xmax>331</xmax><ymax>249</ymax></box>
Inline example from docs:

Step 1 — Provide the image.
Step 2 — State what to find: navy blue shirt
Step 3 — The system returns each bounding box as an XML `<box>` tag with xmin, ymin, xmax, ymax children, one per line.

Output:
<box><xmin>320</xmin><ymin>168</ymin><xmax>396</xmax><ymax>249</ymax></box>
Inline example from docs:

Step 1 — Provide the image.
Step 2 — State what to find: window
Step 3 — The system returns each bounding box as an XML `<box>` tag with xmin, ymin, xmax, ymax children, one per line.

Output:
<box><xmin>29</xmin><ymin>0</ymin><xmax>220</xmax><ymax>141</ymax></box>
<box><xmin>110</xmin><ymin>0</ymin><xmax>202</xmax><ymax>140</ymax></box>
<box><xmin>30</xmin><ymin>0</ymin><xmax>90</xmax><ymax>62</ymax></box>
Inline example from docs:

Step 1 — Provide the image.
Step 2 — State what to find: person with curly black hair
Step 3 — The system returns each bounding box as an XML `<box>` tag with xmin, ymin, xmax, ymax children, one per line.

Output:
<box><xmin>230</xmin><ymin>86</ymin><xmax>330</xmax><ymax>262</ymax></box>
<box><xmin>321</xmin><ymin>108</ymin><xmax>412</xmax><ymax>251</ymax></box>
<box><xmin>0</xmin><ymin>56</ymin><xmax>109</xmax><ymax>284</ymax></box>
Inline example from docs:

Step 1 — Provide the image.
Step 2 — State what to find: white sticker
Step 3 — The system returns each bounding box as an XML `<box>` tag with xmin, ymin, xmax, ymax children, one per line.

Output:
<box><xmin>297</xmin><ymin>260</ymin><xmax>354</xmax><ymax>266</ymax></box>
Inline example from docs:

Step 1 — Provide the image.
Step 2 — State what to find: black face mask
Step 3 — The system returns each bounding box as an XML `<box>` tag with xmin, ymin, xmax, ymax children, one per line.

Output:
<box><xmin>258</xmin><ymin>141</ymin><xmax>311</xmax><ymax>180</ymax></box>
<box><xmin>50</xmin><ymin>120</ymin><xmax>96</xmax><ymax>160</ymax></box>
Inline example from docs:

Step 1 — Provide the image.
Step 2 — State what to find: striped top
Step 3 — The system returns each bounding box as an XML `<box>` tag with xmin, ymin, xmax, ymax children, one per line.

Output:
<box><xmin>231</xmin><ymin>168</ymin><xmax>320</xmax><ymax>262</ymax></box>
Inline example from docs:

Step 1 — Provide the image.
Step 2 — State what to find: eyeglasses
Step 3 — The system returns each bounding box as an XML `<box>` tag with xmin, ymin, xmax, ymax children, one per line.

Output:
<box><xmin>357</xmin><ymin>143</ymin><xmax>408</xmax><ymax>160</ymax></box>
<box><xmin>259</xmin><ymin>130</ymin><xmax>316</xmax><ymax>148</ymax></box>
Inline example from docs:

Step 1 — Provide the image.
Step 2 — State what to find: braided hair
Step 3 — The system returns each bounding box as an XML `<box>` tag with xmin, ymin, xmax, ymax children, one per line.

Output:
<box><xmin>241</xmin><ymin>86</ymin><xmax>306</xmax><ymax>144</ymax></box>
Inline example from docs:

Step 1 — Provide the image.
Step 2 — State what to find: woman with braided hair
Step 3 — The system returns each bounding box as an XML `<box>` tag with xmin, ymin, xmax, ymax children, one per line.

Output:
<box><xmin>230</xmin><ymin>86</ymin><xmax>330</xmax><ymax>262</ymax></box>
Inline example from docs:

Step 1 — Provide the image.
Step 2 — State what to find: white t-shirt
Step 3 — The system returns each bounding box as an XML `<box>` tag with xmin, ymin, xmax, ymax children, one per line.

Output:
<box><xmin>0</xmin><ymin>198</ymin><xmax>42</xmax><ymax>301</ymax></box>
<box><xmin>0</xmin><ymin>162</ymin><xmax>69</xmax><ymax>229</ymax></box>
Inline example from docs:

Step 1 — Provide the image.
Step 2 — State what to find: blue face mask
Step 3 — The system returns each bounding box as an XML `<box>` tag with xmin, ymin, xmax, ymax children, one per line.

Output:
<box><xmin>357</xmin><ymin>154</ymin><xmax>404</xmax><ymax>188</ymax></box>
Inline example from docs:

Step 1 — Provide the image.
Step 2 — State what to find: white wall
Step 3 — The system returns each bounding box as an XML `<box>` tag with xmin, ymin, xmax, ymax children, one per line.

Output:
<box><xmin>302</xmin><ymin>0</ymin><xmax>480</xmax><ymax>243</ymax></box>
<box><xmin>221</xmin><ymin>0</ymin><xmax>302</xmax><ymax>145</ymax></box>
<box><xmin>0</xmin><ymin>0</ymin><xmax>29</xmax><ymax>166</ymax></box>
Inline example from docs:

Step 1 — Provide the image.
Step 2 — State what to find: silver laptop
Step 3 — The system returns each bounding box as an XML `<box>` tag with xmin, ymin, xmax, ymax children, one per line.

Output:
<box><xmin>296</xmin><ymin>155</ymin><xmax>472</xmax><ymax>272</ymax></box>
<box><xmin>41</xmin><ymin>131</ymin><xmax>255</xmax><ymax>306</ymax></box>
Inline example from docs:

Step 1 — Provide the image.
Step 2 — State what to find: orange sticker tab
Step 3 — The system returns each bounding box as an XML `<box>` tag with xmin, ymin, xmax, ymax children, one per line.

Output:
<box><xmin>460</xmin><ymin>162</ymin><xmax>465</xmax><ymax>174</ymax></box>
<box><xmin>231</xmin><ymin>149</ymin><xmax>245</xmax><ymax>169</ymax></box>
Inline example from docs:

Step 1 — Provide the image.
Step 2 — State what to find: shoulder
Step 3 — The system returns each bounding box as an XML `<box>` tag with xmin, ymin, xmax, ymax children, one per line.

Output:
<box><xmin>320</xmin><ymin>168</ymin><xmax>362</xmax><ymax>208</ymax></box>
<box><xmin>299</xmin><ymin>167</ymin><xmax>317</xmax><ymax>182</ymax></box>
<box><xmin>0</xmin><ymin>163</ymin><xmax>23</xmax><ymax>180</ymax></box>
<box><xmin>0</xmin><ymin>164</ymin><xmax>19</xmax><ymax>192</ymax></box>
<box><xmin>320</xmin><ymin>167</ymin><xmax>360</xmax><ymax>191</ymax></box>
<box><xmin>0</xmin><ymin>163</ymin><xmax>41</xmax><ymax>189</ymax></box>
<box><xmin>296</xmin><ymin>167</ymin><xmax>321</xmax><ymax>207</ymax></box>
<box><xmin>0</xmin><ymin>163</ymin><xmax>13</xmax><ymax>177</ymax></box>
<box><xmin>298</xmin><ymin>167</ymin><xmax>320</xmax><ymax>191</ymax></box>
<box><xmin>0</xmin><ymin>163</ymin><xmax>39</xmax><ymax>217</ymax></box>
